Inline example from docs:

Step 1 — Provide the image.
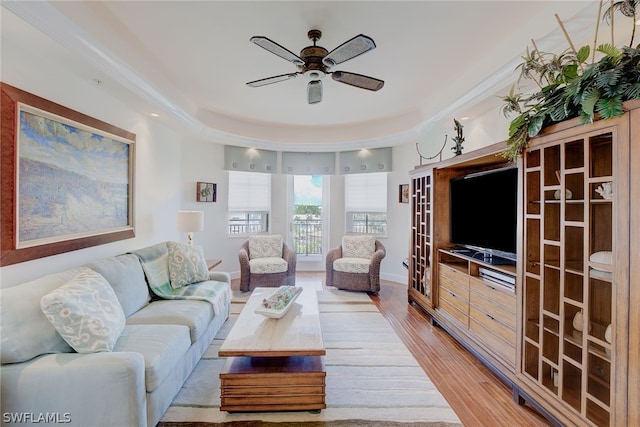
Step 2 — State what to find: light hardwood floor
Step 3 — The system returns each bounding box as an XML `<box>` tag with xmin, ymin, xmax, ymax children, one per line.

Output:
<box><xmin>231</xmin><ymin>272</ymin><xmax>552</xmax><ymax>426</ymax></box>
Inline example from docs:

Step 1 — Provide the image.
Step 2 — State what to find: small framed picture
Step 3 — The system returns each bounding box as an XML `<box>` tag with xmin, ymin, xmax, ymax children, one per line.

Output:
<box><xmin>197</xmin><ymin>182</ymin><xmax>216</xmax><ymax>202</ymax></box>
<box><xmin>399</xmin><ymin>184</ymin><xmax>409</xmax><ymax>203</ymax></box>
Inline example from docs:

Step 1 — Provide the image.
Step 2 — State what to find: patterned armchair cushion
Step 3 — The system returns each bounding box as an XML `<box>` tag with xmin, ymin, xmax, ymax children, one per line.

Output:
<box><xmin>333</xmin><ymin>257</ymin><xmax>370</xmax><ymax>274</ymax></box>
<box><xmin>249</xmin><ymin>257</ymin><xmax>288</xmax><ymax>274</ymax></box>
<box><xmin>40</xmin><ymin>269</ymin><xmax>126</xmax><ymax>353</ymax></box>
<box><xmin>249</xmin><ymin>235</ymin><xmax>283</xmax><ymax>259</ymax></box>
<box><xmin>342</xmin><ymin>235</ymin><xmax>375</xmax><ymax>259</ymax></box>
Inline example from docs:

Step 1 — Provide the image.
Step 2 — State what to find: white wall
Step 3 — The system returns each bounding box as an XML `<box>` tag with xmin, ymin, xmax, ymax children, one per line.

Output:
<box><xmin>1</xmin><ymin>10</ymin><xmax>512</xmax><ymax>289</ymax></box>
<box><xmin>0</xmin><ymin>21</ymin><xmax>183</xmax><ymax>288</ymax></box>
<box><xmin>178</xmin><ymin>137</ymin><xmax>436</xmax><ymax>285</ymax></box>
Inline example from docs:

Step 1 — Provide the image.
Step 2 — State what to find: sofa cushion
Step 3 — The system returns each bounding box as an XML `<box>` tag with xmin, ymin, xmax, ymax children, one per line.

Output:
<box><xmin>85</xmin><ymin>254</ymin><xmax>150</xmax><ymax>317</ymax></box>
<box><xmin>126</xmin><ymin>300</ymin><xmax>214</xmax><ymax>343</ymax></box>
<box><xmin>167</xmin><ymin>241</ymin><xmax>210</xmax><ymax>289</ymax></box>
<box><xmin>249</xmin><ymin>257</ymin><xmax>288</xmax><ymax>274</ymax></box>
<box><xmin>249</xmin><ymin>235</ymin><xmax>283</xmax><ymax>259</ymax></box>
<box><xmin>333</xmin><ymin>257</ymin><xmax>371</xmax><ymax>274</ymax></box>
<box><xmin>0</xmin><ymin>268</ymin><xmax>87</xmax><ymax>363</ymax></box>
<box><xmin>114</xmin><ymin>324</ymin><xmax>191</xmax><ymax>392</ymax></box>
<box><xmin>40</xmin><ymin>270</ymin><xmax>126</xmax><ymax>353</ymax></box>
<box><xmin>342</xmin><ymin>235</ymin><xmax>375</xmax><ymax>259</ymax></box>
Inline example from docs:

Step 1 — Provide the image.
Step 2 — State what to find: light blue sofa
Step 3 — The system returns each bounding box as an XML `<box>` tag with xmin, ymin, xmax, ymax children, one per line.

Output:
<box><xmin>0</xmin><ymin>242</ymin><xmax>231</xmax><ymax>427</ymax></box>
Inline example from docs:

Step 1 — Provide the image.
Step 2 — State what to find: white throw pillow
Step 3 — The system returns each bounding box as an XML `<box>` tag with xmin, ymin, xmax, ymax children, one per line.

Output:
<box><xmin>167</xmin><ymin>241</ymin><xmax>210</xmax><ymax>289</ymax></box>
<box><xmin>40</xmin><ymin>270</ymin><xmax>126</xmax><ymax>353</ymax></box>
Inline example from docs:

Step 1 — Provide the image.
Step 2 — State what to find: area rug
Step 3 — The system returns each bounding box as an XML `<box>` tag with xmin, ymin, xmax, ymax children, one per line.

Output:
<box><xmin>157</xmin><ymin>289</ymin><xmax>462</xmax><ymax>426</ymax></box>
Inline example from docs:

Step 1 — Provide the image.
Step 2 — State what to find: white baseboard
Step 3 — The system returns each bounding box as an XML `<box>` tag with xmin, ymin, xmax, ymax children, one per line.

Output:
<box><xmin>380</xmin><ymin>272</ymin><xmax>407</xmax><ymax>285</ymax></box>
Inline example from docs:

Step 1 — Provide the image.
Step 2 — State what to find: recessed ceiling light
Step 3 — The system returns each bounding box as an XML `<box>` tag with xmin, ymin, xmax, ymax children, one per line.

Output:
<box><xmin>459</xmin><ymin>116</ymin><xmax>470</xmax><ymax>121</ymax></box>
<box><xmin>150</xmin><ymin>113</ymin><xmax>160</xmax><ymax>117</ymax></box>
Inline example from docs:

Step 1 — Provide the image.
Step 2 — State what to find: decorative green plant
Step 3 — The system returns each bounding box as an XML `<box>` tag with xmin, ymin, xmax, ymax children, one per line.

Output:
<box><xmin>200</xmin><ymin>186</ymin><xmax>212</xmax><ymax>198</ymax></box>
<box><xmin>500</xmin><ymin>3</ymin><xmax>640</xmax><ymax>160</ymax></box>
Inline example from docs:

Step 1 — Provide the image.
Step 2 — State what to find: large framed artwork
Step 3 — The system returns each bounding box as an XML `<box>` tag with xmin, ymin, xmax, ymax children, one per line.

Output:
<box><xmin>1</xmin><ymin>83</ymin><xmax>136</xmax><ymax>266</ymax></box>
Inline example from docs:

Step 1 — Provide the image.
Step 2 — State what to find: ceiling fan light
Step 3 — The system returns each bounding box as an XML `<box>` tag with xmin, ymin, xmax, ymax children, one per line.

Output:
<box><xmin>308</xmin><ymin>80</ymin><xmax>322</xmax><ymax>104</ymax></box>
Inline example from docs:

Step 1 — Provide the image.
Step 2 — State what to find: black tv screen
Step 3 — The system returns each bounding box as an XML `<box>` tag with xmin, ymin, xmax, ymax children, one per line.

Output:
<box><xmin>450</xmin><ymin>167</ymin><xmax>518</xmax><ymax>261</ymax></box>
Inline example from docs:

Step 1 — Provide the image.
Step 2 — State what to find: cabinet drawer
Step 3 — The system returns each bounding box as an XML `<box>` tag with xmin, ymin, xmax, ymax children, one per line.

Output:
<box><xmin>469</xmin><ymin>276</ymin><xmax>515</xmax><ymax>309</ymax></box>
<box><xmin>469</xmin><ymin>305</ymin><xmax>516</xmax><ymax>344</ymax></box>
<box><xmin>439</xmin><ymin>262</ymin><xmax>469</xmax><ymax>286</ymax></box>
<box><xmin>470</xmin><ymin>289</ymin><xmax>516</xmax><ymax>330</ymax></box>
<box><xmin>439</xmin><ymin>297</ymin><xmax>469</xmax><ymax>327</ymax></box>
<box><xmin>440</xmin><ymin>284</ymin><xmax>470</xmax><ymax>314</ymax></box>
<box><xmin>439</xmin><ymin>274</ymin><xmax>469</xmax><ymax>302</ymax></box>
<box><xmin>469</xmin><ymin>318</ymin><xmax>515</xmax><ymax>366</ymax></box>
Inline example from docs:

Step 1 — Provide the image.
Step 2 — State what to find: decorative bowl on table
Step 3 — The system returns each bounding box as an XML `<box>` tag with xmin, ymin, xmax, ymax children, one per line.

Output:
<box><xmin>254</xmin><ymin>286</ymin><xmax>303</xmax><ymax>319</ymax></box>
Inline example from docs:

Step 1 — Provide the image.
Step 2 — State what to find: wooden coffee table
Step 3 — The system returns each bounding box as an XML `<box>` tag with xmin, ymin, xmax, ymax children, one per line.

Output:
<box><xmin>218</xmin><ymin>287</ymin><xmax>326</xmax><ymax>412</ymax></box>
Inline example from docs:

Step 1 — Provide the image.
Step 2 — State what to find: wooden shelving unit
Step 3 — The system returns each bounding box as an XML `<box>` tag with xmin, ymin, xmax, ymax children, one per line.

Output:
<box><xmin>408</xmin><ymin>101</ymin><xmax>638</xmax><ymax>426</ymax></box>
<box><xmin>409</xmin><ymin>168</ymin><xmax>434</xmax><ymax>308</ymax></box>
<box><xmin>408</xmin><ymin>142</ymin><xmax>520</xmax><ymax>386</ymax></box>
<box><xmin>516</xmin><ymin>100</ymin><xmax>639</xmax><ymax>426</ymax></box>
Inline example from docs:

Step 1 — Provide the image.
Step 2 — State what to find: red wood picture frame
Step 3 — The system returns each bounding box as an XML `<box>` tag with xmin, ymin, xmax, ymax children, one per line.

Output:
<box><xmin>1</xmin><ymin>83</ymin><xmax>136</xmax><ymax>266</ymax></box>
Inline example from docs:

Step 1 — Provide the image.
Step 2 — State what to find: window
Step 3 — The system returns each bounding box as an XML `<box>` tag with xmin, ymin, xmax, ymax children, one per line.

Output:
<box><xmin>345</xmin><ymin>172</ymin><xmax>387</xmax><ymax>235</ymax></box>
<box><xmin>290</xmin><ymin>175</ymin><xmax>327</xmax><ymax>257</ymax></box>
<box><xmin>228</xmin><ymin>171</ymin><xmax>270</xmax><ymax>235</ymax></box>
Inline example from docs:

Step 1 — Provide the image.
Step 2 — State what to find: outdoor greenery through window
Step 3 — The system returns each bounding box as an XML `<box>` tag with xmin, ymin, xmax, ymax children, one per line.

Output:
<box><xmin>292</xmin><ymin>175</ymin><xmax>323</xmax><ymax>256</ymax></box>
<box><xmin>345</xmin><ymin>172</ymin><xmax>387</xmax><ymax>235</ymax></box>
<box><xmin>227</xmin><ymin>171</ymin><xmax>270</xmax><ymax>235</ymax></box>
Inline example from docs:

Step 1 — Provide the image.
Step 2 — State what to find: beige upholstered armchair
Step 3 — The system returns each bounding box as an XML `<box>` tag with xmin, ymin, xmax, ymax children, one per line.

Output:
<box><xmin>325</xmin><ymin>235</ymin><xmax>386</xmax><ymax>293</ymax></box>
<box><xmin>238</xmin><ymin>234</ymin><xmax>296</xmax><ymax>292</ymax></box>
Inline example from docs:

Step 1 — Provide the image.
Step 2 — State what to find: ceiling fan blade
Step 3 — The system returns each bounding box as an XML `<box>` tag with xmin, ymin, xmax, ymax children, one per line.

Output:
<box><xmin>322</xmin><ymin>34</ymin><xmax>376</xmax><ymax>67</ymax></box>
<box><xmin>250</xmin><ymin>36</ymin><xmax>304</xmax><ymax>65</ymax></box>
<box><xmin>331</xmin><ymin>71</ymin><xmax>384</xmax><ymax>91</ymax></box>
<box><xmin>246</xmin><ymin>73</ymin><xmax>298</xmax><ymax>87</ymax></box>
<box><xmin>307</xmin><ymin>80</ymin><xmax>323</xmax><ymax>104</ymax></box>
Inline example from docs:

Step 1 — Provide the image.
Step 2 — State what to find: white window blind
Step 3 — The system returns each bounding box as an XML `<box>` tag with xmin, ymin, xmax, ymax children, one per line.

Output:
<box><xmin>228</xmin><ymin>171</ymin><xmax>271</xmax><ymax>212</ymax></box>
<box><xmin>345</xmin><ymin>172</ymin><xmax>387</xmax><ymax>213</ymax></box>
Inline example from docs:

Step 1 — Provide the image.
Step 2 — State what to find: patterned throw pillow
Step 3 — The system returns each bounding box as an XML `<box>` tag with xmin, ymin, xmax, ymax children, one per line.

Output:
<box><xmin>40</xmin><ymin>270</ymin><xmax>126</xmax><ymax>353</ymax></box>
<box><xmin>342</xmin><ymin>235</ymin><xmax>375</xmax><ymax>259</ymax></box>
<box><xmin>167</xmin><ymin>241</ymin><xmax>210</xmax><ymax>289</ymax></box>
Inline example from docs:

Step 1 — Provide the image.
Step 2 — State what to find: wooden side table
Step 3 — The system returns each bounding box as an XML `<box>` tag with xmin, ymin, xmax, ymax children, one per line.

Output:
<box><xmin>206</xmin><ymin>259</ymin><xmax>222</xmax><ymax>271</ymax></box>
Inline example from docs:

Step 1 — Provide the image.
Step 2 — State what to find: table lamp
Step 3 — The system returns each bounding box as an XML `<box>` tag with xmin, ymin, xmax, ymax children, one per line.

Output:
<box><xmin>176</xmin><ymin>210</ymin><xmax>204</xmax><ymax>245</ymax></box>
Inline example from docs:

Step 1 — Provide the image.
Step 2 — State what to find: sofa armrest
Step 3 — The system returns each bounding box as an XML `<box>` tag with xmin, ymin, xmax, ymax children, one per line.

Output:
<box><xmin>208</xmin><ymin>270</ymin><xmax>231</xmax><ymax>285</ymax></box>
<box><xmin>1</xmin><ymin>352</ymin><xmax>147</xmax><ymax>427</ymax></box>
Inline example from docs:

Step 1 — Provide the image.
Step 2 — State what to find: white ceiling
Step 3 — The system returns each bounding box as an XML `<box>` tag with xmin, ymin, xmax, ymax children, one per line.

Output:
<box><xmin>3</xmin><ymin>1</ymin><xmax>632</xmax><ymax>152</ymax></box>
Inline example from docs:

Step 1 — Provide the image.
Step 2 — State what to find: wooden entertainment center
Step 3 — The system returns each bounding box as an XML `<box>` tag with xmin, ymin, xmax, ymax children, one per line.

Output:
<box><xmin>408</xmin><ymin>100</ymin><xmax>639</xmax><ymax>426</ymax></box>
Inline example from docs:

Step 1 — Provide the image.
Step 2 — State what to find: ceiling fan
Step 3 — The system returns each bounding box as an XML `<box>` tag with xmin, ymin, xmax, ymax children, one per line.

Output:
<box><xmin>246</xmin><ymin>29</ymin><xmax>384</xmax><ymax>104</ymax></box>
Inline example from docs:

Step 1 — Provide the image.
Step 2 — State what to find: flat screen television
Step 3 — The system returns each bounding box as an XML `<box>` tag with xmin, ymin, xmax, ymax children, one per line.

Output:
<box><xmin>450</xmin><ymin>166</ymin><xmax>518</xmax><ymax>265</ymax></box>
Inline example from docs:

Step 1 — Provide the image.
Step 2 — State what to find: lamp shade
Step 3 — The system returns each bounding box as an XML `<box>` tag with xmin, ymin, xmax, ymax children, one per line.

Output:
<box><xmin>176</xmin><ymin>210</ymin><xmax>204</xmax><ymax>232</ymax></box>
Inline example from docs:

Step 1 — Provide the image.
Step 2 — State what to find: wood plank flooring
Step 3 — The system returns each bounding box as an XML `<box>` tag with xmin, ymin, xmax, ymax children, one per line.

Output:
<box><xmin>368</xmin><ymin>277</ymin><xmax>551</xmax><ymax>427</ymax></box>
<box><xmin>233</xmin><ymin>272</ymin><xmax>552</xmax><ymax>426</ymax></box>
